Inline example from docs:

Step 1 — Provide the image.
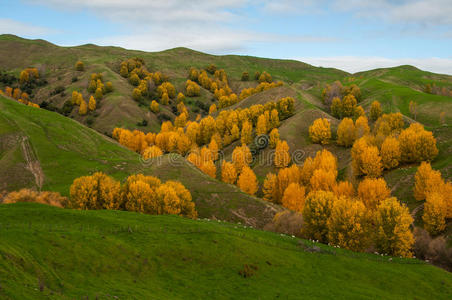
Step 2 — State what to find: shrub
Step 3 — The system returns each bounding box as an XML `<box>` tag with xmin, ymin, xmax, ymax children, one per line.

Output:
<box><xmin>3</xmin><ymin>189</ymin><xmax>67</xmax><ymax>207</ymax></box>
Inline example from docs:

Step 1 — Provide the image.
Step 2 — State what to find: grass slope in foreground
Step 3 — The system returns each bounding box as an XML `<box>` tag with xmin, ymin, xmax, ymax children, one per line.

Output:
<box><xmin>1</xmin><ymin>203</ymin><xmax>451</xmax><ymax>299</ymax></box>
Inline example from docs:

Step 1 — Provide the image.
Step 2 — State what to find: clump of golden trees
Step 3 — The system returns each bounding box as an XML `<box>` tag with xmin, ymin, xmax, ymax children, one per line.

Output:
<box><xmin>413</xmin><ymin>162</ymin><xmax>451</xmax><ymax>235</ymax></box>
<box><xmin>69</xmin><ymin>172</ymin><xmax>197</xmax><ymax>218</ymax></box>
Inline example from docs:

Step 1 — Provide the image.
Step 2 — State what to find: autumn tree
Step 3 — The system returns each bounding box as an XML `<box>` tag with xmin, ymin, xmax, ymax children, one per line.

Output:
<box><xmin>79</xmin><ymin>99</ymin><xmax>88</xmax><ymax>115</ymax></box>
<box><xmin>263</xmin><ymin>172</ymin><xmax>278</xmax><ymax>202</ymax></box>
<box><xmin>327</xmin><ymin>197</ymin><xmax>370</xmax><ymax>251</ymax></box>
<box><xmin>269</xmin><ymin>128</ymin><xmax>280</xmax><ymax>148</ymax></box>
<box><xmin>351</xmin><ymin>137</ymin><xmax>382</xmax><ymax>177</ymax></box>
<box><xmin>237</xmin><ymin>166</ymin><xmax>258</xmax><ymax>195</ymax></box>
<box><xmin>270</xmin><ymin>109</ymin><xmax>280</xmax><ymax>128</ymax></box>
<box><xmin>69</xmin><ymin>172</ymin><xmax>121</xmax><ymax>210</ymax></box>
<box><xmin>241</xmin><ymin>120</ymin><xmax>253</xmax><ymax>145</ymax></box>
<box><xmin>142</xmin><ymin>145</ymin><xmax>163</xmax><ymax>159</ymax></box>
<box><xmin>241</xmin><ymin>71</ymin><xmax>249</xmax><ymax>81</ymax></box>
<box><xmin>337</xmin><ymin>117</ymin><xmax>356</xmax><ymax>147</ymax></box>
<box><xmin>399</xmin><ymin>123</ymin><xmax>438</xmax><ymax>163</ymax></box>
<box><xmin>88</xmin><ymin>95</ymin><xmax>96</xmax><ymax>111</ymax></box>
<box><xmin>274</xmin><ymin>140</ymin><xmax>290</xmax><ymax>168</ymax></box>
<box><xmin>423</xmin><ymin>192</ymin><xmax>447</xmax><ymax>235</ymax></box>
<box><xmin>302</xmin><ymin>191</ymin><xmax>336</xmax><ymax>243</ymax></box>
<box><xmin>232</xmin><ymin>145</ymin><xmax>252</xmax><ymax>173</ymax></box>
<box><xmin>199</xmin><ymin>159</ymin><xmax>216</xmax><ymax>178</ymax></box>
<box><xmin>370</xmin><ymin>101</ymin><xmax>382</xmax><ymax>121</ymax></box>
<box><xmin>309</xmin><ymin>118</ymin><xmax>331</xmax><ymax>145</ymax></box>
<box><xmin>75</xmin><ymin>61</ymin><xmax>85</xmax><ymax>71</ymax></box>
<box><xmin>330</xmin><ymin>97</ymin><xmax>342</xmax><ymax>118</ymax></box>
<box><xmin>256</xmin><ymin>114</ymin><xmax>268</xmax><ymax>136</ymax></box>
<box><xmin>124</xmin><ymin>180</ymin><xmax>156</xmax><ymax>213</ymax></box>
<box><xmin>357</xmin><ymin>178</ymin><xmax>391</xmax><ymax>209</ymax></box>
<box><xmin>95</xmin><ymin>87</ymin><xmax>103</xmax><ymax>100</ymax></box>
<box><xmin>413</xmin><ymin>162</ymin><xmax>443</xmax><ymax>201</ymax></box>
<box><xmin>341</xmin><ymin>94</ymin><xmax>357</xmax><ymax>118</ymax></box>
<box><xmin>333</xmin><ymin>181</ymin><xmax>355</xmax><ymax>198</ymax></box>
<box><xmin>209</xmin><ymin>104</ymin><xmax>217</xmax><ymax>115</ymax></box>
<box><xmin>374</xmin><ymin>197</ymin><xmax>414</xmax><ymax>257</ymax></box>
<box><xmin>221</xmin><ymin>161</ymin><xmax>237</xmax><ymax>184</ymax></box>
<box><xmin>281</xmin><ymin>183</ymin><xmax>305</xmax><ymax>213</ymax></box>
<box><xmin>355</xmin><ymin>116</ymin><xmax>370</xmax><ymax>138</ymax></box>
<box><xmin>310</xmin><ymin>169</ymin><xmax>337</xmax><ymax>192</ymax></box>
<box><xmin>380</xmin><ymin>136</ymin><xmax>400</xmax><ymax>169</ymax></box>
<box><xmin>150</xmin><ymin>100</ymin><xmax>160</xmax><ymax>113</ymax></box>
<box><xmin>359</xmin><ymin>145</ymin><xmax>382</xmax><ymax>177</ymax></box>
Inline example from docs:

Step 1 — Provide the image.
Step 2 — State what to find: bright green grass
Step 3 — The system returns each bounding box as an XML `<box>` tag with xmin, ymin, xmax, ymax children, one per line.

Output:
<box><xmin>0</xmin><ymin>203</ymin><xmax>451</xmax><ymax>299</ymax></box>
<box><xmin>0</xmin><ymin>96</ymin><xmax>144</xmax><ymax>195</ymax></box>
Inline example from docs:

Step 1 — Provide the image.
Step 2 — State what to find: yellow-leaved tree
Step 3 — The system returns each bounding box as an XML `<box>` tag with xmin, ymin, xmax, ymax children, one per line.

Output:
<box><xmin>399</xmin><ymin>123</ymin><xmax>438</xmax><ymax>163</ymax></box>
<box><xmin>237</xmin><ymin>166</ymin><xmax>258</xmax><ymax>195</ymax></box>
<box><xmin>374</xmin><ymin>197</ymin><xmax>414</xmax><ymax>257</ymax></box>
<box><xmin>281</xmin><ymin>183</ymin><xmax>305</xmax><ymax>213</ymax></box>
<box><xmin>380</xmin><ymin>136</ymin><xmax>400</xmax><ymax>170</ymax></box>
<box><xmin>221</xmin><ymin>161</ymin><xmax>237</xmax><ymax>184</ymax></box>
<box><xmin>357</xmin><ymin>178</ymin><xmax>391</xmax><ymax>209</ymax></box>
<box><xmin>337</xmin><ymin>117</ymin><xmax>356</xmax><ymax>147</ymax></box>
<box><xmin>79</xmin><ymin>99</ymin><xmax>87</xmax><ymax>115</ymax></box>
<box><xmin>241</xmin><ymin>120</ymin><xmax>253</xmax><ymax>145</ymax></box>
<box><xmin>327</xmin><ymin>197</ymin><xmax>370</xmax><ymax>251</ymax></box>
<box><xmin>263</xmin><ymin>172</ymin><xmax>278</xmax><ymax>202</ymax></box>
<box><xmin>232</xmin><ymin>145</ymin><xmax>252</xmax><ymax>173</ymax></box>
<box><xmin>333</xmin><ymin>181</ymin><xmax>355</xmax><ymax>198</ymax></box>
<box><xmin>413</xmin><ymin>162</ymin><xmax>443</xmax><ymax>201</ymax></box>
<box><xmin>370</xmin><ymin>101</ymin><xmax>382</xmax><ymax>121</ymax></box>
<box><xmin>142</xmin><ymin>145</ymin><xmax>163</xmax><ymax>159</ymax></box>
<box><xmin>302</xmin><ymin>191</ymin><xmax>336</xmax><ymax>243</ymax></box>
<box><xmin>423</xmin><ymin>192</ymin><xmax>447</xmax><ymax>235</ymax></box>
<box><xmin>269</xmin><ymin>128</ymin><xmax>280</xmax><ymax>148</ymax></box>
<box><xmin>309</xmin><ymin>118</ymin><xmax>331</xmax><ymax>145</ymax></box>
<box><xmin>274</xmin><ymin>140</ymin><xmax>290</xmax><ymax>168</ymax></box>
<box><xmin>69</xmin><ymin>172</ymin><xmax>121</xmax><ymax>210</ymax></box>
<box><xmin>88</xmin><ymin>95</ymin><xmax>96</xmax><ymax>111</ymax></box>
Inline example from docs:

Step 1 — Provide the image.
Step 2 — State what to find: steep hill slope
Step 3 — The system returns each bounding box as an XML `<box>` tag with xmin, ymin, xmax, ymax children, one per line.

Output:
<box><xmin>0</xmin><ymin>96</ymin><xmax>279</xmax><ymax>227</ymax></box>
<box><xmin>1</xmin><ymin>203</ymin><xmax>451</xmax><ymax>299</ymax></box>
<box><xmin>0</xmin><ymin>34</ymin><xmax>347</xmax><ymax>135</ymax></box>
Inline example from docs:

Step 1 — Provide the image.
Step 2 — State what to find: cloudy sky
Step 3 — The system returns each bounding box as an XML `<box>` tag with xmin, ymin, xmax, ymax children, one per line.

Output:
<box><xmin>1</xmin><ymin>0</ymin><xmax>452</xmax><ymax>74</ymax></box>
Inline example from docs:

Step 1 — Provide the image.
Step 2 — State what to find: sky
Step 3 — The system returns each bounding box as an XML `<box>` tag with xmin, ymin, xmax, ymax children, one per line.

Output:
<box><xmin>1</xmin><ymin>0</ymin><xmax>452</xmax><ymax>74</ymax></box>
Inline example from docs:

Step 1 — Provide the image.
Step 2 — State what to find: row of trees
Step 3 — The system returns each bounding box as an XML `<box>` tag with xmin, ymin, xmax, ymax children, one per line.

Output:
<box><xmin>114</xmin><ymin>96</ymin><xmax>294</xmax><ymax>159</ymax></box>
<box><xmin>69</xmin><ymin>172</ymin><xmax>197</xmax><ymax>218</ymax></box>
<box><xmin>1</xmin><ymin>86</ymin><xmax>39</xmax><ymax>108</ymax></box>
<box><xmin>239</xmin><ymin>81</ymin><xmax>284</xmax><ymax>101</ymax></box>
<box><xmin>72</xmin><ymin>91</ymin><xmax>96</xmax><ymax>115</ymax></box>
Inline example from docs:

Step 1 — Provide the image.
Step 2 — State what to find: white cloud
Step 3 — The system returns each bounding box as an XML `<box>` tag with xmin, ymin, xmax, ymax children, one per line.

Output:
<box><xmin>333</xmin><ymin>0</ymin><xmax>452</xmax><ymax>25</ymax></box>
<box><xmin>95</xmin><ymin>30</ymin><xmax>338</xmax><ymax>54</ymax></box>
<box><xmin>0</xmin><ymin>18</ymin><xmax>56</xmax><ymax>36</ymax></box>
<box><xmin>28</xmin><ymin>0</ymin><xmax>246</xmax><ymax>24</ymax></box>
<box><xmin>297</xmin><ymin>56</ymin><xmax>452</xmax><ymax>75</ymax></box>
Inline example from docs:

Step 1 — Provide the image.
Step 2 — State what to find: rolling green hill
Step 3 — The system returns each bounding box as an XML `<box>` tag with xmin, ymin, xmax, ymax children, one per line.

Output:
<box><xmin>1</xmin><ymin>202</ymin><xmax>451</xmax><ymax>299</ymax></box>
<box><xmin>0</xmin><ymin>96</ymin><xmax>280</xmax><ymax>228</ymax></box>
<box><xmin>1</xmin><ymin>34</ymin><xmax>452</xmax><ymax>218</ymax></box>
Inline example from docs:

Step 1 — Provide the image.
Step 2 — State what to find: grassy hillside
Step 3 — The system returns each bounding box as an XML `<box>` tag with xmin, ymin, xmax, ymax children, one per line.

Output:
<box><xmin>0</xmin><ymin>96</ymin><xmax>279</xmax><ymax>227</ymax></box>
<box><xmin>0</xmin><ymin>34</ymin><xmax>347</xmax><ymax>135</ymax></box>
<box><xmin>1</xmin><ymin>203</ymin><xmax>451</xmax><ymax>299</ymax></box>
